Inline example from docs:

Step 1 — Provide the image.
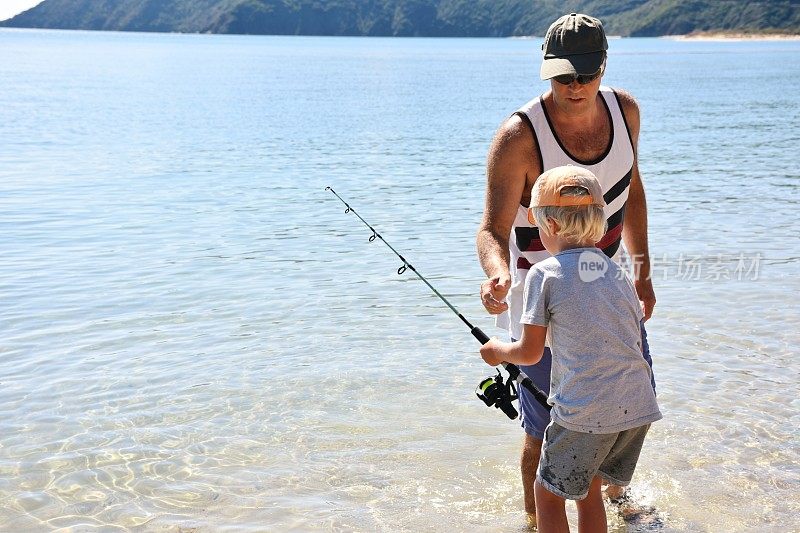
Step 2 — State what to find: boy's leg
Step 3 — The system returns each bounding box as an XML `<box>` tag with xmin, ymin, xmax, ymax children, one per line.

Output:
<box><xmin>537</xmin><ymin>423</ymin><xmax>618</xmax><ymax>532</ymax></box>
<box><xmin>604</xmin><ymin>321</ymin><xmax>654</xmax><ymax>499</ymax></box>
<box><xmin>597</xmin><ymin>424</ymin><xmax>651</xmax><ymax>487</ymax></box>
<box><xmin>576</xmin><ymin>476</ymin><xmax>607</xmax><ymax>533</ymax></box>
<box><xmin>534</xmin><ymin>478</ymin><xmax>569</xmax><ymax>533</ymax></box>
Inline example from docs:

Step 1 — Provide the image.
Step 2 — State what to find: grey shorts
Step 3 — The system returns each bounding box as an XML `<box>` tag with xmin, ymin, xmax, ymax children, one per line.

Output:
<box><xmin>537</xmin><ymin>422</ymin><xmax>651</xmax><ymax>501</ymax></box>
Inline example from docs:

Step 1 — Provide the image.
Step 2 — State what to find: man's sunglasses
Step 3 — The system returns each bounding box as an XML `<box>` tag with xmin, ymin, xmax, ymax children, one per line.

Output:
<box><xmin>552</xmin><ymin>68</ymin><xmax>603</xmax><ymax>85</ymax></box>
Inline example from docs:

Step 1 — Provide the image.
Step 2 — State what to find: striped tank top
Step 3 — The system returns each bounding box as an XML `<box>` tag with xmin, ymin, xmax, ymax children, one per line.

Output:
<box><xmin>496</xmin><ymin>86</ymin><xmax>636</xmax><ymax>341</ymax></box>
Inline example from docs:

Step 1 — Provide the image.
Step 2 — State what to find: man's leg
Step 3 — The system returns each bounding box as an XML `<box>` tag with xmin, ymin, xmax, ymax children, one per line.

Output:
<box><xmin>517</xmin><ymin>348</ymin><xmax>553</xmax><ymax>517</ymax></box>
<box><xmin>603</xmin><ymin>483</ymin><xmax>625</xmax><ymax>500</ymax></box>
<box><xmin>522</xmin><ymin>434</ymin><xmax>541</xmax><ymax>516</ymax></box>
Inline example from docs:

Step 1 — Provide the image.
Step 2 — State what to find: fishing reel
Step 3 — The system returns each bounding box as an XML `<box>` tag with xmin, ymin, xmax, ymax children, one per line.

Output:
<box><xmin>476</xmin><ymin>370</ymin><xmax>519</xmax><ymax>420</ymax></box>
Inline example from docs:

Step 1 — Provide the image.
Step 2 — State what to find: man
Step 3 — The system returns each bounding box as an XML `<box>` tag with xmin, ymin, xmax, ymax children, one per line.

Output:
<box><xmin>476</xmin><ymin>13</ymin><xmax>656</xmax><ymax>519</ymax></box>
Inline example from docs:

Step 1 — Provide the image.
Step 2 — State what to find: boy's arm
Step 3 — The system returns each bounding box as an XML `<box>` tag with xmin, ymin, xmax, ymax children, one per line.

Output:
<box><xmin>479</xmin><ymin>324</ymin><xmax>548</xmax><ymax>367</ymax></box>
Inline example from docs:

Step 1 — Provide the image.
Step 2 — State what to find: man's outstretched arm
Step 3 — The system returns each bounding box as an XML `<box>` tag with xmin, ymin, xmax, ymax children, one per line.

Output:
<box><xmin>617</xmin><ymin>90</ymin><xmax>656</xmax><ymax>320</ymax></box>
<box><xmin>477</xmin><ymin>116</ymin><xmax>537</xmax><ymax>314</ymax></box>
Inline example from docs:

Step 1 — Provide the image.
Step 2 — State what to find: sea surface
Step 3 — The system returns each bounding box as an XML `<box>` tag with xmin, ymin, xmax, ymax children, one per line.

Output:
<box><xmin>0</xmin><ymin>29</ymin><xmax>798</xmax><ymax>532</ymax></box>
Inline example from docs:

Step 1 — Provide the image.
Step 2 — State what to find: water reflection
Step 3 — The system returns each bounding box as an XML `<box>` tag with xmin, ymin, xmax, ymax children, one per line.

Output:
<box><xmin>1</xmin><ymin>30</ymin><xmax>799</xmax><ymax>532</ymax></box>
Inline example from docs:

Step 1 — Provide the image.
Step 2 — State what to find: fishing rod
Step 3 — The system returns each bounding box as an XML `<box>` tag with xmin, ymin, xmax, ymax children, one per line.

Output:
<box><xmin>325</xmin><ymin>186</ymin><xmax>551</xmax><ymax>418</ymax></box>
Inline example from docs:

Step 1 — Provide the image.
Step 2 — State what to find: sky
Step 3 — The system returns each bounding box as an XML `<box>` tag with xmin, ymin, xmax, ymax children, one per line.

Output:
<box><xmin>0</xmin><ymin>0</ymin><xmax>44</xmax><ymax>21</ymax></box>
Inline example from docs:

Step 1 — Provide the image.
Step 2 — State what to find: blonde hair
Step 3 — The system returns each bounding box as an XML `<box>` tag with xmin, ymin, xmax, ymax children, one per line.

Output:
<box><xmin>531</xmin><ymin>186</ymin><xmax>607</xmax><ymax>243</ymax></box>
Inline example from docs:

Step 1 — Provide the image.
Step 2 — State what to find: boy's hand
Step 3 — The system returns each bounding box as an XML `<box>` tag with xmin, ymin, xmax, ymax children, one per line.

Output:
<box><xmin>480</xmin><ymin>275</ymin><xmax>511</xmax><ymax>315</ymax></box>
<box><xmin>480</xmin><ymin>338</ymin><xmax>506</xmax><ymax>367</ymax></box>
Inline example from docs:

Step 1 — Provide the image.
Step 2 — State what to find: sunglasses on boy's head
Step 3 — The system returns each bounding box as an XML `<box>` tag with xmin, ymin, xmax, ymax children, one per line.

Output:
<box><xmin>552</xmin><ymin>67</ymin><xmax>603</xmax><ymax>86</ymax></box>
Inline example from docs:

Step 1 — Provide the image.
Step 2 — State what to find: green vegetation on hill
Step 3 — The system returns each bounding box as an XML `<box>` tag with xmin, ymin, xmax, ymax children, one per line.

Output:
<box><xmin>2</xmin><ymin>0</ymin><xmax>799</xmax><ymax>36</ymax></box>
<box><xmin>605</xmin><ymin>0</ymin><xmax>800</xmax><ymax>36</ymax></box>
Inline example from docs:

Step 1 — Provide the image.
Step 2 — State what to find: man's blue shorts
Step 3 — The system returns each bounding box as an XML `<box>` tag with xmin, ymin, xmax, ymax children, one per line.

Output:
<box><xmin>516</xmin><ymin>321</ymin><xmax>655</xmax><ymax>440</ymax></box>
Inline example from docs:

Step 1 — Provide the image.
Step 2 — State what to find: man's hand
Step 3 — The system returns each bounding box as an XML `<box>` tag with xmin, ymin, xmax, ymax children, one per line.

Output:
<box><xmin>480</xmin><ymin>338</ymin><xmax>506</xmax><ymax>367</ymax></box>
<box><xmin>480</xmin><ymin>275</ymin><xmax>511</xmax><ymax>315</ymax></box>
<box><xmin>634</xmin><ymin>277</ymin><xmax>656</xmax><ymax>321</ymax></box>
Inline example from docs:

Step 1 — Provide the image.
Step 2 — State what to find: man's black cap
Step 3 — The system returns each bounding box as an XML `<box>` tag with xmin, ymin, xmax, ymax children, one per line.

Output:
<box><xmin>540</xmin><ymin>13</ymin><xmax>608</xmax><ymax>80</ymax></box>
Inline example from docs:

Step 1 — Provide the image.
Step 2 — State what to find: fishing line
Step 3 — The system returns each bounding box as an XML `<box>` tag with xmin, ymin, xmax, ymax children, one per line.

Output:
<box><xmin>325</xmin><ymin>186</ymin><xmax>550</xmax><ymax>416</ymax></box>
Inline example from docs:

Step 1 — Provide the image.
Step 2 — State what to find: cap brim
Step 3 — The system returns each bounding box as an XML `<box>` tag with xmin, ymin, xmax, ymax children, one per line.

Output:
<box><xmin>540</xmin><ymin>51</ymin><xmax>604</xmax><ymax>80</ymax></box>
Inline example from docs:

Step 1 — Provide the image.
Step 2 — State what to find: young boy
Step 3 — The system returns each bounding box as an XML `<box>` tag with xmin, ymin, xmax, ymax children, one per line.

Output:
<box><xmin>480</xmin><ymin>166</ymin><xmax>661</xmax><ymax>533</ymax></box>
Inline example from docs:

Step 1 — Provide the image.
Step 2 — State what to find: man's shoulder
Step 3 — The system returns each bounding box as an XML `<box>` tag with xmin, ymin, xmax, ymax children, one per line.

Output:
<box><xmin>495</xmin><ymin>93</ymin><xmax>545</xmax><ymax>137</ymax></box>
<box><xmin>604</xmin><ymin>86</ymin><xmax>638</xmax><ymax>105</ymax></box>
<box><xmin>494</xmin><ymin>112</ymin><xmax>533</xmax><ymax>144</ymax></box>
<box><xmin>488</xmin><ymin>111</ymin><xmax>540</xmax><ymax>167</ymax></box>
<box><xmin>606</xmin><ymin>87</ymin><xmax>640</xmax><ymax>121</ymax></box>
<box><xmin>514</xmin><ymin>94</ymin><xmax>545</xmax><ymax>116</ymax></box>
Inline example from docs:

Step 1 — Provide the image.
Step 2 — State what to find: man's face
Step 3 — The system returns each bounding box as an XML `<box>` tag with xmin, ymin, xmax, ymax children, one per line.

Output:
<box><xmin>548</xmin><ymin>64</ymin><xmax>604</xmax><ymax>114</ymax></box>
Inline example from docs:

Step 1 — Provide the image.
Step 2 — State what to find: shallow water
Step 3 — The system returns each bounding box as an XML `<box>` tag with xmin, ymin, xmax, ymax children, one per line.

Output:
<box><xmin>1</xmin><ymin>29</ymin><xmax>798</xmax><ymax>532</ymax></box>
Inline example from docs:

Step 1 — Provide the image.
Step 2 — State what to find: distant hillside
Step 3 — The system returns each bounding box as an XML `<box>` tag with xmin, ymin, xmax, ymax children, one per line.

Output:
<box><xmin>2</xmin><ymin>0</ymin><xmax>799</xmax><ymax>37</ymax></box>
